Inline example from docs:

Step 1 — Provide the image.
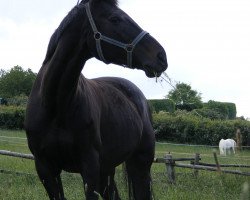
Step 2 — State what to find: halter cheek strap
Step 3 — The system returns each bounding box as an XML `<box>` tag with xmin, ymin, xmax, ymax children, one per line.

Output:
<box><xmin>84</xmin><ymin>2</ymin><xmax>148</xmax><ymax>68</ymax></box>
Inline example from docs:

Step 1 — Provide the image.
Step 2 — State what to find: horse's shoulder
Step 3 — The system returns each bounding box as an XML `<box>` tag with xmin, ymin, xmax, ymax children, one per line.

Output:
<box><xmin>92</xmin><ymin>77</ymin><xmax>148</xmax><ymax>115</ymax></box>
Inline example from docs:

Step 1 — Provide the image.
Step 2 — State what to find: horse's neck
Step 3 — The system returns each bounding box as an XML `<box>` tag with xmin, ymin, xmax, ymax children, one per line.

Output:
<box><xmin>40</xmin><ymin>31</ymin><xmax>90</xmax><ymax>112</ymax></box>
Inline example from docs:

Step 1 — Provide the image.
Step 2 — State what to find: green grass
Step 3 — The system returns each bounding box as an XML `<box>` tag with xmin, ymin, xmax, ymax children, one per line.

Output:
<box><xmin>0</xmin><ymin>129</ymin><xmax>250</xmax><ymax>199</ymax></box>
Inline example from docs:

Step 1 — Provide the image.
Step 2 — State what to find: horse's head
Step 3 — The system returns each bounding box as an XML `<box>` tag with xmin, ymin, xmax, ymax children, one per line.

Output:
<box><xmin>84</xmin><ymin>0</ymin><xmax>168</xmax><ymax>77</ymax></box>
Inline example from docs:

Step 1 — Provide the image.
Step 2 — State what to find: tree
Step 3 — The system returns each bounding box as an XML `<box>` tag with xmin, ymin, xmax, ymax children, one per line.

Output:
<box><xmin>0</xmin><ymin>66</ymin><xmax>37</xmax><ymax>98</ymax></box>
<box><xmin>165</xmin><ymin>82</ymin><xmax>203</xmax><ymax>111</ymax></box>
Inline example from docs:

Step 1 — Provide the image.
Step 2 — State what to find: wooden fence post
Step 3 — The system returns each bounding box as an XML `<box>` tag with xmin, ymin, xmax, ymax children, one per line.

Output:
<box><xmin>236</xmin><ymin>128</ymin><xmax>242</xmax><ymax>152</ymax></box>
<box><xmin>213</xmin><ymin>151</ymin><xmax>221</xmax><ymax>173</ymax></box>
<box><xmin>164</xmin><ymin>154</ymin><xmax>175</xmax><ymax>184</ymax></box>
<box><xmin>193</xmin><ymin>153</ymin><xmax>200</xmax><ymax>177</ymax></box>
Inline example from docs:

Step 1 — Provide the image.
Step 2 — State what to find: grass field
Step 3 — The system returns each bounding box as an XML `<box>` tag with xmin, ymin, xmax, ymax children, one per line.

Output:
<box><xmin>0</xmin><ymin>129</ymin><xmax>250</xmax><ymax>199</ymax></box>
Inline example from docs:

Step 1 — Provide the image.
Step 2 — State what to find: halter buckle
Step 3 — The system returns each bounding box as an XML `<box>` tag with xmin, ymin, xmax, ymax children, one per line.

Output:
<box><xmin>125</xmin><ymin>44</ymin><xmax>134</xmax><ymax>52</ymax></box>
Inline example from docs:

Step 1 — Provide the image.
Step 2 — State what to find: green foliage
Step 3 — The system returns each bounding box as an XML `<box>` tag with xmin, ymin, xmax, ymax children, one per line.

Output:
<box><xmin>148</xmin><ymin>99</ymin><xmax>175</xmax><ymax>113</ymax></box>
<box><xmin>176</xmin><ymin>103</ymin><xmax>202</xmax><ymax>111</ymax></box>
<box><xmin>224</xmin><ymin>102</ymin><xmax>237</xmax><ymax>119</ymax></box>
<box><xmin>7</xmin><ymin>94</ymin><xmax>28</xmax><ymax>106</ymax></box>
<box><xmin>164</xmin><ymin>82</ymin><xmax>237</xmax><ymax>119</ymax></box>
<box><xmin>0</xmin><ymin>66</ymin><xmax>36</xmax><ymax>98</ymax></box>
<box><xmin>166</xmin><ymin>82</ymin><xmax>203</xmax><ymax>111</ymax></box>
<box><xmin>153</xmin><ymin>112</ymin><xmax>250</xmax><ymax>145</ymax></box>
<box><xmin>192</xmin><ymin>108</ymin><xmax>226</xmax><ymax>120</ymax></box>
<box><xmin>0</xmin><ymin>106</ymin><xmax>25</xmax><ymax>129</ymax></box>
<box><xmin>203</xmin><ymin>100</ymin><xmax>237</xmax><ymax>119</ymax></box>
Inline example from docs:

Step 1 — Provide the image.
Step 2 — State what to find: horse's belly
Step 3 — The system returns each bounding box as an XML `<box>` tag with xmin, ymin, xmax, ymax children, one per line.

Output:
<box><xmin>100</xmin><ymin>129</ymin><xmax>142</xmax><ymax>168</ymax></box>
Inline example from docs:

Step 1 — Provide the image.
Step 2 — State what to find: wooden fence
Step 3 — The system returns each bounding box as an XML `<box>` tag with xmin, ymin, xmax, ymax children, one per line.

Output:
<box><xmin>0</xmin><ymin>150</ymin><xmax>34</xmax><ymax>160</ymax></box>
<box><xmin>1</xmin><ymin>150</ymin><xmax>250</xmax><ymax>183</ymax></box>
<box><xmin>154</xmin><ymin>152</ymin><xmax>250</xmax><ymax>183</ymax></box>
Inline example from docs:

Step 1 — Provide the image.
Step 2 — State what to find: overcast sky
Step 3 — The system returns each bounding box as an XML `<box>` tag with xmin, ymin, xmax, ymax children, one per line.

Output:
<box><xmin>0</xmin><ymin>0</ymin><xmax>249</xmax><ymax>118</ymax></box>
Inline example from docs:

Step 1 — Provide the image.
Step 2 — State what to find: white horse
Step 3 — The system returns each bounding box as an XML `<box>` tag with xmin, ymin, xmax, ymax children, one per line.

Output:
<box><xmin>219</xmin><ymin>139</ymin><xmax>236</xmax><ymax>155</ymax></box>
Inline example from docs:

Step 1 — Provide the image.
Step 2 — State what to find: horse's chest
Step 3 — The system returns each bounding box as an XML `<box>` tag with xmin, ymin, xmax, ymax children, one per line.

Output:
<box><xmin>40</xmin><ymin>130</ymin><xmax>77</xmax><ymax>158</ymax></box>
<box><xmin>39</xmin><ymin>132</ymin><xmax>83</xmax><ymax>171</ymax></box>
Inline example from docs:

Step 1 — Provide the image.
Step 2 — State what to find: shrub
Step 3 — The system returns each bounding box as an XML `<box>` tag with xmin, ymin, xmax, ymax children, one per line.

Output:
<box><xmin>0</xmin><ymin>105</ymin><xmax>25</xmax><ymax>129</ymax></box>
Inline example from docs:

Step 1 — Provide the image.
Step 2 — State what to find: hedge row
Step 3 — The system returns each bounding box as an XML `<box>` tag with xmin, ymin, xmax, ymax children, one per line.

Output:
<box><xmin>153</xmin><ymin>112</ymin><xmax>250</xmax><ymax>146</ymax></box>
<box><xmin>0</xmin><ymin>106</ymin><xmax>25</xmax><ymax>129</ymax></box>
<box><xmin>1</xmin><ymin>105</ymin><xmax>250</xmax><ymax>147</ymax></box>
<box><xmin>148</xmin><ymin>99</ymin><xmax>237</xmax><ymax>120</ymax></box>
<box><xmin>203</xmin><ymin>100</ymin><xmax>237</xmax><ymax>119</ymax></box>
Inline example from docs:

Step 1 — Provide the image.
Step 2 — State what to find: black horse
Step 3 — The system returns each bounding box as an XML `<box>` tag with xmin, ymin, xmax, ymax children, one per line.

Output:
<box><xmin>25</xmin><ymin>0</ymin><xmax>168</xmax><ymax>199</ymax></box>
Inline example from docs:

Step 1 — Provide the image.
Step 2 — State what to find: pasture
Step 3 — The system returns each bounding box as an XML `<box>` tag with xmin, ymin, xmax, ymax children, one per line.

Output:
<box><xmin>0</xmin><ymin>130</ymin><xmax>249</xmax><ymax>200</ymax></box>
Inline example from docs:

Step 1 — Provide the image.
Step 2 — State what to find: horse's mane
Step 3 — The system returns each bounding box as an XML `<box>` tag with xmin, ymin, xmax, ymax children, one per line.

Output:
<box><xmin>42</xmin><ymin>0</ymin><xmax>118</xmax><ymax>65</ymax></box>
<box><xmin>43</xmin><ymin>4</ymin><xmax>85</xmax><ymax>64</ymax></box>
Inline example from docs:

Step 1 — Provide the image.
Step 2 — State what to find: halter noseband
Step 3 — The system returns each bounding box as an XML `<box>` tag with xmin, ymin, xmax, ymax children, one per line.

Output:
<box><xmin>84</xmin><ymin>2</ymin><xmax>148</xmax><ymax>68</ymax></box>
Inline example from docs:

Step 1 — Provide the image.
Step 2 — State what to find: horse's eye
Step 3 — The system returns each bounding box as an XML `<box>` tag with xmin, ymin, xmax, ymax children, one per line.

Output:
<box><xmin>109</xmin><ymin>16</ymin><xmax>121</xmax><ymax>24</ymax></box>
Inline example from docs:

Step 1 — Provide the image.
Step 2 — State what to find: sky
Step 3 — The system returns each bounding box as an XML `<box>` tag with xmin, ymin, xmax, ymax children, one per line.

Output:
<box><xmin>0</xmin><ymin>0</ymin><xmax>250</xmax><ymax>118</ymax></box>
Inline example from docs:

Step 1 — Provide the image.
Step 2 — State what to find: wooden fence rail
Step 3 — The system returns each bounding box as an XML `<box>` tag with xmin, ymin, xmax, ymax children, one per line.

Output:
<box><xmin>175</xmin><ymin>163</ymin><xmax>250</xmax><ymax>176</ymax></box>
<box><xmin>158</xmin><ymin>153</ymin><xmax>250</xmax><ymax>184</ymax></box>
<box><xmin>0</xmin><ymin>150</ymin><xmax>34</xmax><ymax>160</ymax></box>
<box><xmin>191</xmin><ymin>161</ymin><xmax>250</xmax><ymax>168</ymax></box>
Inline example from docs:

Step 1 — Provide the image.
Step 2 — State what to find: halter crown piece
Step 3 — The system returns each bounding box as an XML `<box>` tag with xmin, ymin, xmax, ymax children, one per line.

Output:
<box><xmin>84</xmin><ymin>2</ymin><xmax>148</xmax><ymax>68</ymax></box>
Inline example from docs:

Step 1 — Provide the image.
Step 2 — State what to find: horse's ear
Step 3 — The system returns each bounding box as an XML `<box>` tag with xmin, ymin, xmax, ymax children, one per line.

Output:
<box><xmin>90</xmin><ymin>0</ymin><xmax>118</xmax><ymax>6</ymax></box>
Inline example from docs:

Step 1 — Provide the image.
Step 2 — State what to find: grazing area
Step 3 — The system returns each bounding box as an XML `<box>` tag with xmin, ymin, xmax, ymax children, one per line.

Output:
<box><xmin>0</xmin><ymin>130</ymin><xmax>249</xmax><ymax>199</ymax></box>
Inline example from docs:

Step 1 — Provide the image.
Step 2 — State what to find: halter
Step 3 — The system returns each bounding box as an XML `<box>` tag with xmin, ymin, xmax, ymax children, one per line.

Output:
<box><xmin>84</xmin><ymin>2</ymin><xmax>148</xmax><ymax>68</ymax></box>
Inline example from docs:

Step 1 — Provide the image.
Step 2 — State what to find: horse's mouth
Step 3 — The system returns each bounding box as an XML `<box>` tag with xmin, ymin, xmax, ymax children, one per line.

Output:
<box><xmin>143</xmin><ymin>65</ymin><xmax>164</xmax><ymax>78</ymax></box>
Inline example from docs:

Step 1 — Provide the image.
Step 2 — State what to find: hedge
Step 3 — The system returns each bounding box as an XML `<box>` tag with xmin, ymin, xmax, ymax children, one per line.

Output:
<box><xmin>1</xmin><ymin>105</ymin><xmax>250</xmax><ymax>147</ymax></box>
<box><xmin>203</xmin><ymin>100</ymin><xmax>237</xmax><ymax>119</ymax></box>
<box><xmin>148</xmin><ymin>99</ymin><xmax>237</xmax><ymax>120</ymax></box>
<box><xmin>0</xmin><ymin>106</ymin><xmax>25</xmax><ymax>129</ymax></box>
<box><xmin>153</xmin><ymin>112</ymin><xmax>250</xmax><ymax>146</ymax></box>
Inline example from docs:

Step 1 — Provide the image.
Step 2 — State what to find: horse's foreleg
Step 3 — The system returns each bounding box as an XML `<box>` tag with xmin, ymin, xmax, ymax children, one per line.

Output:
<box><xmin>125</xmin><ymin>160</ymin><xmax>153</xmax><ymax>200</ymax></box>
<box><xmin>100</xmin><ymin>169</ymin><xmax>121</xmax><ymax>200</ymax></box>
<box><xmin>219</xmin><ymin>148</ymin><xmax>223</xmax><ymax>155</ymax></box>
<box><xmin>81</xmin><ymin>147</ymin><xmax>100</xmax><ymax>200</ymax></box>
<box><xmin>35</xmin><ymin>159</ymin><xmax>66</xmax><ymax>200</ymax></box>
<box><xmin>124</xmin><ymin>125</ymin><xmax>155</xmax><ymax>200</ymax></box>
<box><xmin>125</xmin><ymin>140</ymin><xmax>154</xmax><ymax>200</ymax></box>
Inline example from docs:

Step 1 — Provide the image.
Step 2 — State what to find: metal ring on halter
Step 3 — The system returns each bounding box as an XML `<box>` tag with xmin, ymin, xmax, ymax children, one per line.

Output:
<box><xmin>125</xmin><ymin>44</ymin><xmax>134</xmax><ymax>52</ymax></box>
<box><xmin>94</xmin><ymin>32</ymin><xmax>102</xmax><ymax>40</ymax></box>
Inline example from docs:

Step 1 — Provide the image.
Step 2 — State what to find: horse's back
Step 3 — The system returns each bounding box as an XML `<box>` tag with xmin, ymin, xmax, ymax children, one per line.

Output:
<box><xmin>93</xmin><ymin>77</ymin><xmax>151</xmax><ymax>119</ymax></box>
